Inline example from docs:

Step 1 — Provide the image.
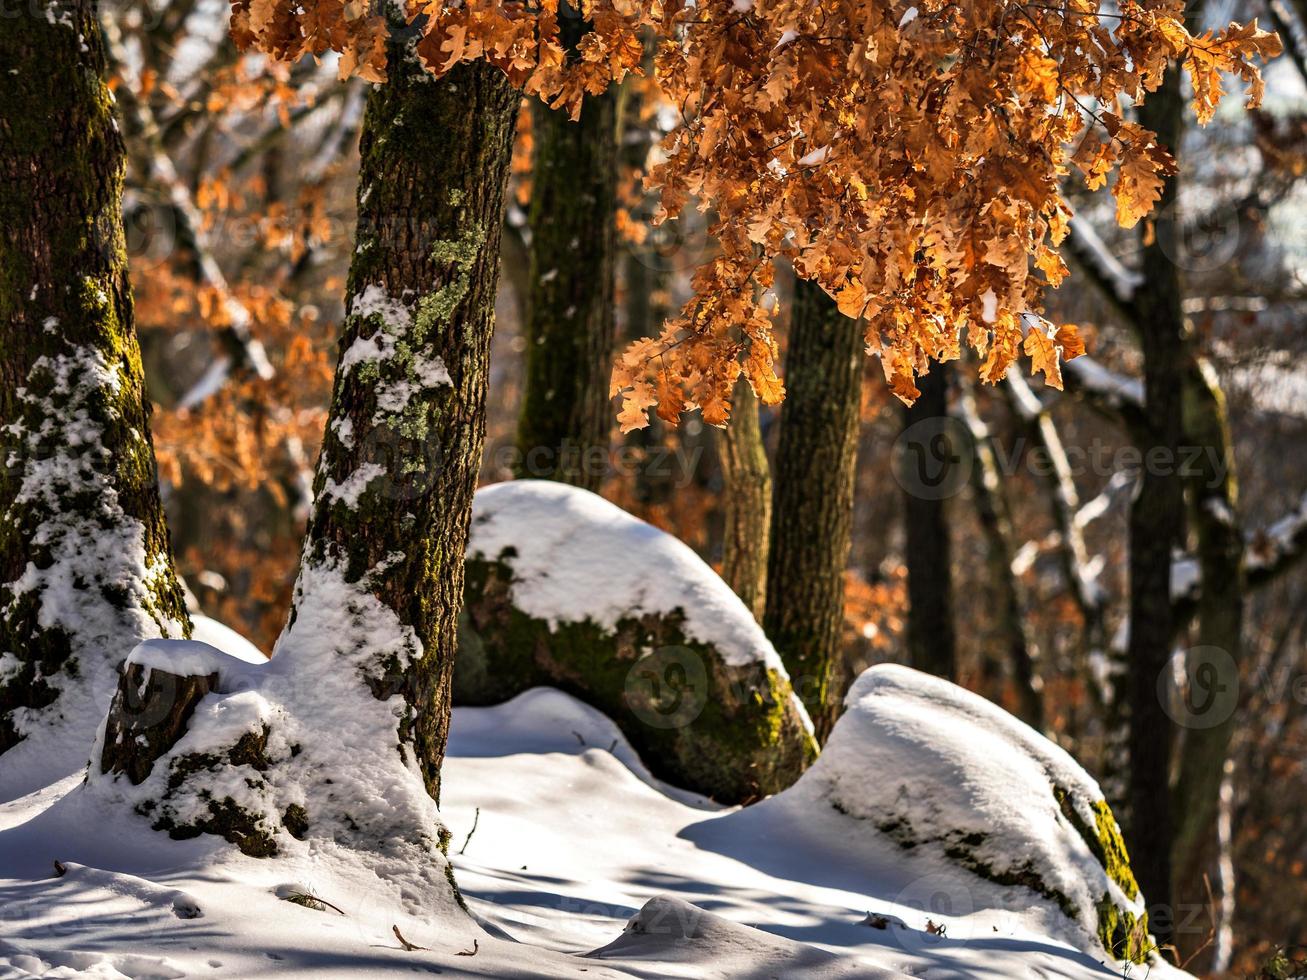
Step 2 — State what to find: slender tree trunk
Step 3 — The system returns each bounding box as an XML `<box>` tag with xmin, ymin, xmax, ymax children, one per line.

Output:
<box><xmin>1170</xmin><ymin>355</ymin><xmax>1243</xmax><ymax>964</ymax></box>
<box><xmin>764</xmin><ymin>278</ymin><xmax>863</xmax><ymax>738</ymax></box>
<box><xmin>514</xmin><ymin>38</ymin><xmax>621</xmax><ymax>490</ymax></box>
<box><xmin>1125</xmin><ymin>62</ymin><xmax>1187</xmax><ymax>950</ymax></box>
<box><xmin>718</xmin><ymin>378</ymin><xmax>771</xmax><ymax>620</ymax></box>
<box><xmin>959</xmin><ymin>384</ymin><xmax>1043</xmax><ymax>729</ymax></box>
<box><xmin>0</xmin><ymin>0</ymin><xmax>190</xmax><ymax>801</ymax></box>
<box><xmin>1004</xmin><ymin>372</ymin><xmax>1111</xmax><ymax>715</ymax></box>
<box><xmin>620</xmin><ymin>108</ymin><xmax>677</xmax><ymax>514</ymax></box>
<box><xmin>902</xmin><ymin>363</ymin><xmax>958</xmax><ymax>680</ymax></box>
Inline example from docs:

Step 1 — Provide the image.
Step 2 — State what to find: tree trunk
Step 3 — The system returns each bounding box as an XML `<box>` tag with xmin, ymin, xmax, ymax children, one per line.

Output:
<box><xmin>96</xmin><ymin>53</ymin><xmax>519</xmax><ymax>860</ymax></box>
<box><xmin>1125</xmin><ymin>62</ymin><xmax>1187</xmax><ymax>950</ymax></box>
<box><xmin>902</xmin><ymin>363</ymin><xmax>958</xmax><ymax>681</ymax></box>
<box><xmin>292</xmin><ymin>58</ymin><xmax>518</xmax><ymax>804</ymax></box>
<box><xmin>1170</xmin><ymin>355</ymin><xmax>1244</xmax><ymax>964</ymax></box>
<box><xmin>514</xmin><ymin>60</ymin><xmax>621</xmax><ymax>490</ymax></box>
<box><xmin>0</xmin><ymin>0</ymin><xmax>190</xmax><ymax>801</ymax></box>
<box><xmin>959</xmin><ymin>384</ymin><xmax>1043</xmax><ymax>729</ymax></box>
<box><xmin>764</xmin><ymin>278</ymin><xmax>863</xmax><ymax>738</ymax></box>
<box><xmin>1004</xmin><ymin>373</ymin><xmax>1111</xmax><ymax>720</ymax></box>
<box><xmin>718</xmin><ymin>378</ymin><xmax>771</xmax><ymax>620</ymax></box>
<box><xmin>619</xmin><ymin>109</ymin><xmax>678</xmax><ymax>514</ymax></box>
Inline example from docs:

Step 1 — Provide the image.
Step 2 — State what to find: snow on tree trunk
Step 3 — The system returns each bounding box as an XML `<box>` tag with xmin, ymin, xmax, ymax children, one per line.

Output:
<box><xmin>90</xmin><ymin>54</ymin><xmax>517</xmax><ymax>898</ymax></box>
<box><xmin>0</xmin><ymin>0</ymin><xmax>191</xmax><ymax>802</ymax></box>
<box><xmin>765</xmin><ymin>279</ymin><xmax>864</xmax><ymax>739</ymax></box>
<box><xmin>514</xmin><ymin>63</ymin><xmax>620</xmax><ymax>491</ymax></box>
<box><xmin>456</xmin><ymin>481</ymin><xmax>817</xmax><ymax>803</ymax></box>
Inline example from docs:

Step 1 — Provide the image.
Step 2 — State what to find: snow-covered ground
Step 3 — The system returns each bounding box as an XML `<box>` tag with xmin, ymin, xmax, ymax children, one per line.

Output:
<box><xmin>0</xmin><ymin>630</ymin><xmax>1184</xmax><ymax>978</ymax></box>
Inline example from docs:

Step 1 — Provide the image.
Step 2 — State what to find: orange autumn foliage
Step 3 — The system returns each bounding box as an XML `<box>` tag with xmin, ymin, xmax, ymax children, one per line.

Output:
<box><xmin>230</xmin><ymin>0</ymin><xmax>1279</xmax><ymax>428</ymax></box>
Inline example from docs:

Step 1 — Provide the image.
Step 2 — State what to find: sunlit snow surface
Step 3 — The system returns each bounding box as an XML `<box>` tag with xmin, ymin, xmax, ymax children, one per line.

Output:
<box><xmin>1</xmin><ymin>670</ymin><xmax>1190</xmax><ymax>979</ymax></box>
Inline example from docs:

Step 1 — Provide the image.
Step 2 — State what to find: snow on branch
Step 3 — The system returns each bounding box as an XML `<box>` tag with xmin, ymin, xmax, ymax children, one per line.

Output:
<box><xmin>1062</xmin><ymin>356</ymin><xmax>1147</xmax><ymax>433</ymax></box>
<box><xmin>1247</xmin><ymin>490</ymin><xmax>1307</xmax><ymax>586</ymax></box>
<box><xmin>1170</xmin><ymin>490</ymin><xmax>1307</xmax><ymax>604</ymax></box>
<box><xmin>1067</xmin><ymin>216</ymin><xmax>1142</xmax><ymax>306</ymax></box>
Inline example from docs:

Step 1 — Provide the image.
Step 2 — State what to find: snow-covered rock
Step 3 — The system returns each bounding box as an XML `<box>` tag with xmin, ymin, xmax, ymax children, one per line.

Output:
<box><xmin>586</xmin><ymin>895</ymin><xmax>892</xmax><ymax>978</ymax></box>
<box><xmin>456</xmin><ymin>481</ymin><xmax>816</xmax><ymax>803</ymax></box>
<box><xmin>756</xmin><ymin>664</ymin><xmax>1150</xmax><ymax>963</ymax></box>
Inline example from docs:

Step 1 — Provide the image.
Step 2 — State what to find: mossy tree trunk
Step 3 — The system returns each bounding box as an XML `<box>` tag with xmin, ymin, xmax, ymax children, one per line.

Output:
<box><xmin>718</xmin><ymin>379</ymin><xmax>771</xmax><ymax>620</ymax></box>
<box><xmin>1170</xmin><ymin>359</ymin><xmax>1244</xmax><ymax>964</ymax></box>
<box><xmin>0</xmin><ymin>0</ymin><xmax>191</xmax><ymax>800</ymax></box>
<box><xmin>764</xmin><ymin>279</ymin><xmax>863</xmax><ymax>739</ymax></box>
<box><xmin>292</xmin><ymin>58</ymin><xmax>517</xmax><ymax>803</ymax></box>
<box><xmin>100</xmin><ymin>52</ymin><xmax>519</xmax><ymax>811</ymax></box>
<box><xmin>514</xmin><ymin>18</ymin><xmax>621</xmax><ymax>490</ymax></box>
<box><xmin>1124</xmin><ymin>62</ymin><xmax>1186</xmax><ymax>949</ymax></box>
<box><xmin>902</xmin><ymin>363</ymin><xmax>958</xmax><ymax>681</ymax></box>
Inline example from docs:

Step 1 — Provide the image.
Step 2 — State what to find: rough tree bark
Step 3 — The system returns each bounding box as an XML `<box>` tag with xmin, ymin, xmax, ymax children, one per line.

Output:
<box><xmin>901</xmin><ymin>363</ymin><xmax>958</xmax><ymax>681</ymax></box>
<box><xmin>718</xmin><ymin>379</ymin><xmax>771</xmax><ymax>620</ymax></box>
<box><xmin>288</xmin><ymin>59</ymin><xmax>518</xmax><ymax>802</ymax></box>
<box><xmin>514</xmin><ymin>14</ymin><xmax>621</xmax><ymax>490</ymax></box>
<box><xmin>98</xmin><ymin>49</ymin><xmax>519</xmax><ymax>859</ymax></box>
<box><xmin>1124</xmin><ymin>62</ymin><xmax>1187</xmax><ymax>950</ymax></box>
<box><xmin>764</xmin><ymin>278</ymin><xmax>863</xmax><ymax>739</ymax></box>
<box><xmin>0</xmin><ymin>0</ymin><xmax>191</xmax><ymax>802</ymax></box>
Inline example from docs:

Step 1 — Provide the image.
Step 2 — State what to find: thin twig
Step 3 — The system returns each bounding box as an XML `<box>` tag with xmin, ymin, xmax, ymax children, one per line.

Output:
<box><xmin>392</xmin><ymin>925</ymin><xmax>428</xmax><ymax>952</ymax></box>
<box><xmin>458</xmin><ymin>807</ymin><xmax>480</xmax><ymax>856</ymax></box>
<box><xmin>1176</xmin><ymin>875</ymin><xmax>1219</xmax><ymax>972</ymax></box>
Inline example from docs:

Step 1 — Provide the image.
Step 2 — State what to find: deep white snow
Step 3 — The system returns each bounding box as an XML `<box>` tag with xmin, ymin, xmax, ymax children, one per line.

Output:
<box><xmin>0</xmin><ymin>617</ymin><xmax>1188</xmax><ymax>979</ymax></box>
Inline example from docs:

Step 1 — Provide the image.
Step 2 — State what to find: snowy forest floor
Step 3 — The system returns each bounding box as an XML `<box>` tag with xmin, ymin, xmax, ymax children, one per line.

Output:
<box><xmin>0</xmin><ymin>683</ymin><xmax>1187</xmax><ymax>979</ymax></box>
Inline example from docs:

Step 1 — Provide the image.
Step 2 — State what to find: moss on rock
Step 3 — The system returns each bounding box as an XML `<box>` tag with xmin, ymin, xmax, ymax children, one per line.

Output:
<box><xmin>456</xmin><ymin>554</ymin><xmax>816</xmax><ymax>803</ymax></box>
<box><xmin>1054</xmin><ymin>788</ymin><xmax>1149</xmax><ymax>962</ymax></box>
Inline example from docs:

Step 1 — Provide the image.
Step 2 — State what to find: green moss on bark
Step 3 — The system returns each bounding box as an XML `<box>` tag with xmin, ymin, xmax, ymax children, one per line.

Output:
<box><xmin>764</xmin><ymin>279</ymin><xmax>864</xmax><ymax>738</ymax></box>
<box><xmin>292</xmin><ymin>53</ymin><xmax>519</xmax><ymax>809</ymax></box>
<box><xmin>1</xmin><ymin>0</ymin><xmax>190</xmax><ymax>773</ymax></box>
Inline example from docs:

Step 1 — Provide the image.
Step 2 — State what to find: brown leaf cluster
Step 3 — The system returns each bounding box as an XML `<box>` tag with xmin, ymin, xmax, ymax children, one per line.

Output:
<box><xmin>229</xmin><ymin>0</ymin><xmax>1279</xmax><ymax>429</ymax></box>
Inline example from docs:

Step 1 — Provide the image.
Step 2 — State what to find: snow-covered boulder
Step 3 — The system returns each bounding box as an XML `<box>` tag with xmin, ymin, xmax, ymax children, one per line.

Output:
<box><xmin>456</xmin><ymin>481</ymin><xmax>817</xmax><ymax>803</ymax></box>
<box><xmin>587</xmin><ymin>895</ymin><xmax>894</xmax><ymax>977</ymax></box>
<box><xmin>785</xmin><ymin>664</ymin><xmax>1150</xmax><ymax>963</ymax></box>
